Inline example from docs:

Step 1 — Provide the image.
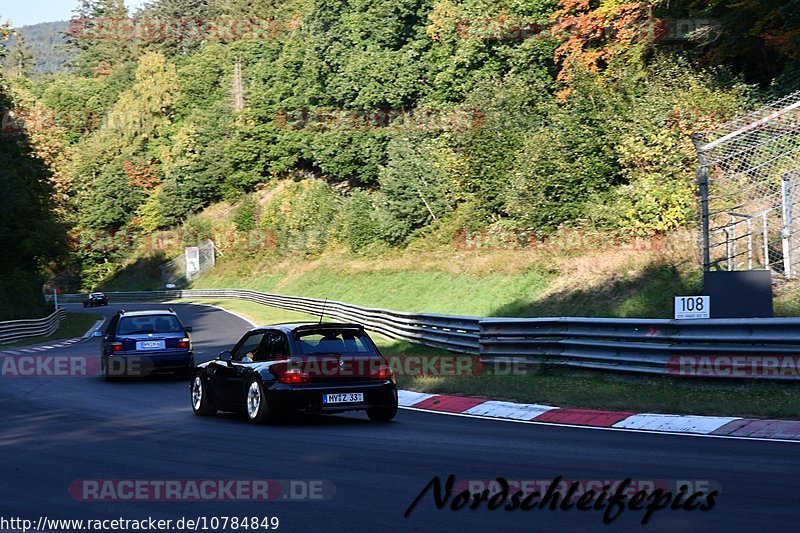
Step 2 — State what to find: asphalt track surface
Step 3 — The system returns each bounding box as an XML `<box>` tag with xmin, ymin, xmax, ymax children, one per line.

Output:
<box><xmin>1</xmin><ymin>303</ymin><xmax>799</xmax><ymax>532</ymax></box>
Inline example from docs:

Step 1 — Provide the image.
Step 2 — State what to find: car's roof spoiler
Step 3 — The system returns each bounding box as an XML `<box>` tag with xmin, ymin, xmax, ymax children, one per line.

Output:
<box><xmin>293</xmin><ymin>322</ymin><xmax>365</xmax><ymax>331</ymax></box>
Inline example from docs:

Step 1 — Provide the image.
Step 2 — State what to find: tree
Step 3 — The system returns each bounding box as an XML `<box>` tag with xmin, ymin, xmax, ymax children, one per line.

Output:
<box><xmin>137</xmin><ymin>0</ymin><xmax>215</xmax><ymax>56</ymax></box>
<box><xmin>0</xmin><ymin>65</ymin><xmax>66</xmax><ymax>319</ymax></box>
<box><xmin>378</xmin><ymin>135</ymin><xmax>455</xmax><ymax>243</ymax></box>
<box><xmin>71</xmin><ymin>52</ymin><xmax>180</xmax><ymax>230</ymax></box>
<box><xmin>67</xmin><ymin>0</ymin><xmax>135</xmax><ymax>76</ymax></box>
<box><xmin>0</xmin><ymin>19</ymin><xmax>10</xmax><ymax>55</ymax></box>
<box><xmin>671</xmin><ymin>0</ymin><xmax>800</xmax><ymax>85</ymax></box>
<box><xmin>5</xmin><ymin>32</ymin><xmax>35</xmax><ymax>77</ymax></box>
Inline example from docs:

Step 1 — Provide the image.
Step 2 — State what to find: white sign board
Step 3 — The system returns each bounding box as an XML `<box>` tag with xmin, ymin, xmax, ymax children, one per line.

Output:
<box><xmin>674</xmin><ymin>296</ymin><xmax>710</xmax><ymax>320</ymax></box>
<box><xmin>185</xmin><ymin>247</ymin><xmax>201</xmax><ymax>280</ymax></box>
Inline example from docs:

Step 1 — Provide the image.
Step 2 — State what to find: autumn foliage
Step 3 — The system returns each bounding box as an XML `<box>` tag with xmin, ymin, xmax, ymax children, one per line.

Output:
<box><xmin>551</xmin><ymin>1</ymin><xmax>660</xmax><ymax>95</ymax></box>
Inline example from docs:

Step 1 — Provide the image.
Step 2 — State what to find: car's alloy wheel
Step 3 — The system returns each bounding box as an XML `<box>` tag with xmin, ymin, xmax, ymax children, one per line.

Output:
<box><xmin>191</xmin><ymin>374</ymin><xmax>216</xmax><ymax>416</ymax></box>
<box><xmin>246</xmin><ymin>378</ymin><xmax>272</xmax><ymax>424</ymax></box>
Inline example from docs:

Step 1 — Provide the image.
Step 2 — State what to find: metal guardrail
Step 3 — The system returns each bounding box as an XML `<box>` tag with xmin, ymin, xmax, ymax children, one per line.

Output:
<box><xmin>480</xmin><ymin>317</ymin><xmax>800</xmax><ymax>377</ymax></box>
<box><xmin>0</xmin><ymin>309</ymin><xmax>66</xmax><ymax>344</ymax></box>
<box><xmin>54</xmin><ymin>290</ymin><xmax>800</xmax><ymax>379</ymax></box>
<box><xmin>55</xmin><ymin>290</ymin><xmax>481</xmax><ymax>353</ymax></box>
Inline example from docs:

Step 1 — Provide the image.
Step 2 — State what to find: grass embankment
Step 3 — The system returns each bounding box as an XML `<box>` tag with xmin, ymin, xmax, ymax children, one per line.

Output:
<box><xmin>192</xmin><ymin>232</ymin><xmax>701</xmax><ymax>318</ymax></box>
<box><xmin>1</xmin><ymin>312</ymin><xmax>102</xmax><ymax>349</ymax></box>
<box><xmin>192</xmin><ymin>298</ymin><xmax>800</xmax><ymax>420</ymax></box>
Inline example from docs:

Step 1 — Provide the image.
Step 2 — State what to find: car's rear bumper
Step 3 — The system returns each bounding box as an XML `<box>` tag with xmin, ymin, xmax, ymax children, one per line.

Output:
<box><xmin>105</xmin><ymin>351</ymin><xmax>194</xmax><ymax>376</ymax></box>
<box><xmin>266</xmin><ymin>380</ymin><xmax>397</xmax><ymax>414</ymax></box>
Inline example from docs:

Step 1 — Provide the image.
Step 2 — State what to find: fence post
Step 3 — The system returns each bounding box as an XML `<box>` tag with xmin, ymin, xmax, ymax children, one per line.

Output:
<box><xmin>782</xmin><ymin>173</ymin><xmax>793</xmax><ymax>278</ymax></box>
<box><xmin>692</xmin><ymin>135</ymin><xmax>711</xmax><ymax>271</ymax></box>
<box><xmin>762</xmin><ymin>212</ymin><xmax>770</xmax><ymax>269</ymax></box>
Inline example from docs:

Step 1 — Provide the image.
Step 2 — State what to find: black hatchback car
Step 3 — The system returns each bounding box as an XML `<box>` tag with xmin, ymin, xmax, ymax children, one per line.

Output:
<box><xmin>83</xmin><ymin>292</ymin><xmax>108</xmax><ymax>307</ymax></box>
<box><xmin>190</xmin><ymin>323</ymin><xmax>398</xmax><ymax>423</ymax></box>
<box><xmin>99</xmin><ymin>309</ymin><xmax>194</xmax><ymax>379</ymax></box>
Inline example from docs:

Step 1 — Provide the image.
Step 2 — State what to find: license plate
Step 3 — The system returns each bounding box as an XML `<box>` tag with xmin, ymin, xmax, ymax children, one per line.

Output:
<box><xmin>323</xmin><ymin>392</ymin><xmax>364</xmax><ymax>404</ymax></box>
<box><xmin>136</xmin><ymin>340</ymin><xmax>165</xmax><ymax>350</ymax></box>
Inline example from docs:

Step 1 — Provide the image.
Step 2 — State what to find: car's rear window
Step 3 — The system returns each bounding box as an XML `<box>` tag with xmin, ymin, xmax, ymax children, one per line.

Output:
<box><xmin>295</xmin><ymin>329</ymin><xmax>376</xmax><ymax>355</ymax></box>
<box><xmin>118</xmin><ymin>315</ymin><xmax>183</xmax><ymax>335</ymax></box>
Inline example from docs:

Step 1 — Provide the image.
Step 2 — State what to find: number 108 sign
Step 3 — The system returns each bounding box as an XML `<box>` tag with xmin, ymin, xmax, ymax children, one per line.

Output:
<box><xmin>674</xmin><ymin>296</ymin><xmax>710</xmax><ymax>320</ymax></box>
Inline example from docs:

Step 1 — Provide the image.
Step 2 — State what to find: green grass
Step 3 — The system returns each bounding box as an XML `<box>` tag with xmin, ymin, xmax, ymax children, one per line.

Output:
<box><xmin>490</xmin><ymin>264</ymin><xmax>702</xmax><ymax>318</ymax></box>
<box><xmin>193</xmin><ymin>258</ymin><xmax>701</xmax><ymax>318</ymax></box>
<box><xmin>2</xmin><ymin>312</ymin><xmax>102</xmax><ymax>349</ymax></box>
<box><xmin>197</xmin><ymin>266</ymin><xmax>553</xmax><ymax>317</ymax></box>
<box><xmin>176</xmin><ymin>299</ymin><xmax>800</xmax><ymax>419</ymax></box>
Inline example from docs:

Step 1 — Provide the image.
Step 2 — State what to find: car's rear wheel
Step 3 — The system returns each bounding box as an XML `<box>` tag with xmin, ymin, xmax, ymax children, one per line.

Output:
<box><xmin>246</xmin><ymin>378</ymin><xmax>273</xmax><ymax>424</ymax></box>
<box><xmin>191</xmin><ymin>374</ymin><xmax>216</xmax><ymax>416</ymax></box>
<box><xmin>83</xmin><ymin>301</ymin><xmax>89</xmax><ymax>308</ymax></box>
<box><xmin>101</xmin><ymin>358</ymin><xmax>113</xmax><ymax>381</ymax></box>
<box><xmin>366</xmin><ymin>402</ymin><xmax>398</xmax><ymax>422</ymax></box>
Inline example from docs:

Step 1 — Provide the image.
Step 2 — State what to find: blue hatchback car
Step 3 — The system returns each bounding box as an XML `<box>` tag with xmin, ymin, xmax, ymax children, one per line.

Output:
<box><xmin>99</xmin><ymin>309</ymin><xmax>194</xmax><ymax>379</ymax></box>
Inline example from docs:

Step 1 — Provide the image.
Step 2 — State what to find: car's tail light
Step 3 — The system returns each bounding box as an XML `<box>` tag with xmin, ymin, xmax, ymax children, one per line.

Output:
<box><xmin>177</xmin><ymin>338</ymin><xmax>191</xmax><ymax>349</ymax></box>
<box><xmin>111</xmin><ymin>343</ymin><xmax>123</xmax><ymax>352</ymax></box>
<box><xmin>279</xmin><ymin>368</ymin><xmax>310</xmax><ymax>384</ymax></box>
<box><xmin>371</xmin><ymin>364</ymin><xmax>393</xmax><ymax>380</ymax></box>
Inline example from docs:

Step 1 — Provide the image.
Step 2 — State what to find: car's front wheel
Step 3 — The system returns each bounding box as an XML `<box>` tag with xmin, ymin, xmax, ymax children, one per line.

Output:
<box><xmin>246</xmin><ymin>377</ymin><xmax>273</xmax><ymax>424</ymax></box>
<box><xmin>366</xmin><ymin>402</ymin><xmax>398</xmax><ymax>422</ymax></box>
<box><xmin>191</xmin><ymin>374</ymin><xmax>216</xmax><ymax>416</ymax></box>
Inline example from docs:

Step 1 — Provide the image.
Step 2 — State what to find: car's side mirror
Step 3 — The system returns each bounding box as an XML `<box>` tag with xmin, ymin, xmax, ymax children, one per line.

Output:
<box><xmin>92</xmin><ymin>330</ymin><xmax>104</xmax><ymax>338</ymax></box>
<box><xmin>185</xmin><ymin>326</ymin><xmax>193</xmax><ymax>333</ymax></box>
<box><xmin>219</xmin><ymin>351</ymin><xmax>232</xmax><ymax>362</ymax></box>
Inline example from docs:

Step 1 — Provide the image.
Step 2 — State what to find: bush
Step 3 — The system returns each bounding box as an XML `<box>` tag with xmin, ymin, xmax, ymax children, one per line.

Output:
<box><xmin>181</xmin><ymin>215</ymin><xmax>214</xmax><ymax>247</ymax></box>
<box><xmin>259</xmin><ymin>180</ymin><xmax>340</xmax><ymax>255</ymax></box>
<box><xmin>233</xmin><ymin>194</ymin><xmax>259</xmax><ymax>231</ymax></box>
<box><xmin>337</xmin><ymin>190</ymin><xmax>394</xmax><ymax>253</ymax></box>
<box><xmin>378</xmin><ymin>135</ymin><xmax>456</xmax><ymax>244</ymax></box>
